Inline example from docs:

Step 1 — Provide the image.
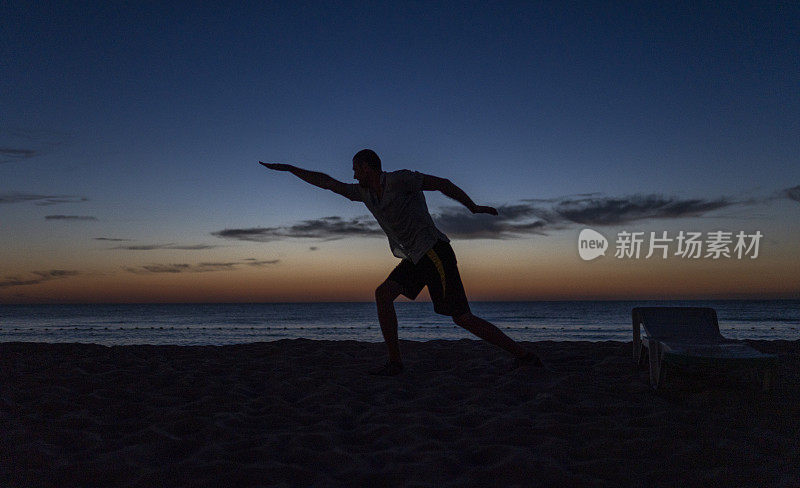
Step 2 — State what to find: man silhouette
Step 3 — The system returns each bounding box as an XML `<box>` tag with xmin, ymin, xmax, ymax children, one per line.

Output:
<box><xmin>260</xmin><ymin>149</ymin><xmax>542</xmax><ymax>375</ymax></box>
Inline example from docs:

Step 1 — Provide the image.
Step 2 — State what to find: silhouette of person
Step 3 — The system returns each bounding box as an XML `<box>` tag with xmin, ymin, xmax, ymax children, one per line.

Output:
<box><xmin>260</xmin><ymin>149</ymin><xmax>543</xmax><ymax>375</ymax></box>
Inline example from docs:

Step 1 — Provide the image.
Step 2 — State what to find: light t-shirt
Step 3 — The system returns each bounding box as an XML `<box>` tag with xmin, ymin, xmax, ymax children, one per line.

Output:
<box><xmin>344</xmin><ymin>170</ymin><xmax>449</xmax><ymax>264</ymax></box>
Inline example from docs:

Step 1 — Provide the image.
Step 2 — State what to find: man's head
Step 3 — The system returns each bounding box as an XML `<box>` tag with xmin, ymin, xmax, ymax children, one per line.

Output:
<box><xmin>352</xmin><ymin>149</ymin><xmax>382</xmax><ymax>187</ymax></box>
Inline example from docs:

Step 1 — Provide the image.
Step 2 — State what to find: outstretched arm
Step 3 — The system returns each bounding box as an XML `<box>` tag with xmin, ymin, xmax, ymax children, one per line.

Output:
<box><xmin>259</xmin><ymin>162</ymin><xmax>352</xmax><ymax>198</ymax></box>
<box><xmin>421</xmin><ymin>174</ymin><xmax>498</xmax><ymax>215</ymax></box>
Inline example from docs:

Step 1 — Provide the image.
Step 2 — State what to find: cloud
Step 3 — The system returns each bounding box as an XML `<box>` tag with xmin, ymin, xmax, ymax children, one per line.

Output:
<box><xmin>244</xmin><ymin>259</ymin><xmax>280</xmax><ymax>267</ymax></box>
<box><xmin>208</xmin><ymin>191</ymin><xmax>746</xmax><ymax>243</ymax></box>
<box><xmin>433</xmin><ymin>204</ymin><xmax>549</xmax><ymax>240</ymax></box>
<box><xmin>783</xmin><ymin>185</ymin><xmax>800</xmax><ymax>203</ymax></box>
<box><xmin>0</xmin><ymin>192</ymin><xmax>88</xmax><ymax>206</ymax></box>
<box><xmin>523</xmin><ymin>192</ymin><xmax>604</xmax><ymax>203</ymax></box>
<box><xmin>0</xmin><ymin>148</ymin><xmax>37</xmax><ymax>163</ymax></box>
<box><xmin>0</xmin><ymin>127</ymin><xmax>71</xmax><ymax>164</ymax></box>
<box><xmin>540</xmin><ymin>194</ymin><xmax>733</xmax><ymax>226</ymax></box>
<box><xmin>124</xmin><ymin>258</ymin><xmax>279</xmax><ymax>274</ymax></box>
<box><xmin>211</xmin><ymin>216</ymin><xmax>381</xmax><ymax>242</ymax></box>
<box><xmin>0</xmin><ymin>270</ymin><xmax>79</xmax><ymax>288</ymax></box>
<box><xmin>125</xmin><ymin>264</ymin><xmax>193</xmax><ymax>274</ymax></box>
<box><xmin>427</xmin><ymin>193</ymin><xmax>731</xmax><ymax>240</ymax></box>
<box><xmin>309</xmin><ymin>246</ymin><xmax>319</xmax><ymax>251</ymax></box>
<box><xmin>45</xmin><ymin>215</ymin><xmax>98</xmax><ymax>221</ymax></box>
<box><xmin>35</xmin><ymin>197</ymin><xmax>90</xmax><ymax>206</ymax></box>
<box><xmin>211</xmin><ymin>228</ymin><xmax>280</xmax><ymax>241</ymax></box>
<box><xmin>94</xmin><ymin>237</ymin><xmax>134</xmax><ymax>242</ymax></box>
<box><xmin>111</xmin><ymin>243</ymin><xmax>220</xmax><ymax>250</ymax></box>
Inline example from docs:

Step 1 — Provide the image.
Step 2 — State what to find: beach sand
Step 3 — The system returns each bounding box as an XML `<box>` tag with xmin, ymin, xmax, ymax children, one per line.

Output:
<box><xmin>1</xmin><ymin>339</ymin><xmax>798</xmax><ymax>487</ymax></box>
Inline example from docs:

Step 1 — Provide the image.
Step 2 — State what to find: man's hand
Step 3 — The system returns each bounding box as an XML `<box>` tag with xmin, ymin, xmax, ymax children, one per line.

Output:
<box><xmin>471</xmin><ymin>205</ymin><xmax>498</xmax><ymax>216</ymax></box>
<box><xmin>259</xmin><ymin>161</ymin><xmax>293</xmax><ymax>171</ymax></box>
<box><xmin>257</xmin><ymin>162</ymin><xmax>351</xmax><ymax>197</ymax></box>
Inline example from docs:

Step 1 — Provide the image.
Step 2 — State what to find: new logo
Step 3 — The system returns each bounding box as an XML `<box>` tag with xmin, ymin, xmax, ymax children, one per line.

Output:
<box><xmin>578</xmin><ymin>228</ymin><xmax>608</xmax><ymax>261</ymax></box>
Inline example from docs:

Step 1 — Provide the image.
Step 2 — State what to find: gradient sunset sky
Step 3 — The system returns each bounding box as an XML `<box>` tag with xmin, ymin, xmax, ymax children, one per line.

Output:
<box><xmin>2</xmin><ymin>2</ymin><xmax>799</xmax><ymax>303</ymax></box>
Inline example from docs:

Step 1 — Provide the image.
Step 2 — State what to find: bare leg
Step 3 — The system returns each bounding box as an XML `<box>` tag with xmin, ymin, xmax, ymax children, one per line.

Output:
<box><xmin>375</xmin><ymin>280</ymin><xmax>404</xmax><ymax>363</ymax></box>
<box><xmin>453</xmin><ymin>312</ymin><xmax>531</xmax><ymax>359</ymax></box>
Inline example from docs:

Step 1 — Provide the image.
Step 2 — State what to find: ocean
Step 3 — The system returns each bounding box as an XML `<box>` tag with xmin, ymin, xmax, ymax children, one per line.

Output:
<box><xmin>1</xmin><ymin>300</ymin><xmax>797</xmax><ymax>346</ymax></box>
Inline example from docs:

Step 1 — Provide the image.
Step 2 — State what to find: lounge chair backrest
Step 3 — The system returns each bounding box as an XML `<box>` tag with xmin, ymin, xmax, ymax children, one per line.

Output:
<box><xmin>632</xmin><ymin>307</ymin><xmax>725</xmax><ymax>344</ymax></box>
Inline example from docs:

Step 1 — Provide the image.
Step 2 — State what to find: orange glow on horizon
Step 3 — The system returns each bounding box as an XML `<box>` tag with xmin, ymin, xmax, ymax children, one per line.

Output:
<box><xmin>3</xmin><ymin>250</ymin><xmax>798</xmax><ymax>303</ymax></box>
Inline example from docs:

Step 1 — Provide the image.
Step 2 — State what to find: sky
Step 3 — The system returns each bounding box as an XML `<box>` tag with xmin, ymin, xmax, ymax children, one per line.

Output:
<box><xmin>1</xmin><ymin>1</ymin><xmax>799</xmax><ymax>303</ymax></box>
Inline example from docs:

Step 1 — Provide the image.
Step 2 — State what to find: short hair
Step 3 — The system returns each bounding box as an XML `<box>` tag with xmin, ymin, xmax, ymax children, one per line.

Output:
<box><xmin>353</xmin><ymin>149</ymin><xmax>381</xmax><ymax>172</ymax></box>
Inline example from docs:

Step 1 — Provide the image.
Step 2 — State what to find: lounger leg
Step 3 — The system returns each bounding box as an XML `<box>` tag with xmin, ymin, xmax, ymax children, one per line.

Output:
<box><xmin>632</xmin><ymin>314</ymin><xmax>641</xmax><ymax>364</ymax></box>
<box><xmin>648</xmin><ymin>342</ymin><xmax>664</xmax><ymax>389</ymax></box>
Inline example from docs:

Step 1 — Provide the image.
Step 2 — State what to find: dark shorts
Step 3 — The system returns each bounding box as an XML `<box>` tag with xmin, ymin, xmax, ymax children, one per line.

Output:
<box><xmin>387</xmin><ymin>240</ymin><xmax>471</xmax><ymax>317</ymax></box>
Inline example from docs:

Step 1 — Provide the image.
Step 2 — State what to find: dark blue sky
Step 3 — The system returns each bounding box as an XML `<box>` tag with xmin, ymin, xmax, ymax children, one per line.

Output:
<box><xmin>2</xmin><ymin>1</ymin><xmax>799</xmax><ymax>302</ymax></box>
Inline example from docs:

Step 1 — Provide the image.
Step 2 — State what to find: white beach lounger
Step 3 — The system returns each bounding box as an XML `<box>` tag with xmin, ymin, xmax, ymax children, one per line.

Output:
<box><xmin>632</xmin><ymin>307</ymin><xmax>778</xmax><ymax>390</ymax></box>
